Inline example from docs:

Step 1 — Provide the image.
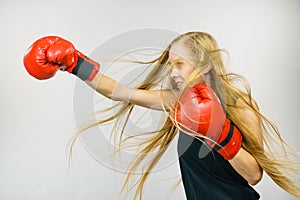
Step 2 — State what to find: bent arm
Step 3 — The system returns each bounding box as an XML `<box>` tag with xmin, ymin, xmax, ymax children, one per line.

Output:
<box><xmin>228</xmin><ymin>98</ymin><xmax>263</xmax><ymax>185</ymax></box>
<box><xmin>86</xmin><ymin>72</ymin><xmax>175</xmax><ymax>111</ymax></box>
<box><xmin>229</xmin><ymin>147</ymin><xmax>262</xmax><ymax>185</ymax></box>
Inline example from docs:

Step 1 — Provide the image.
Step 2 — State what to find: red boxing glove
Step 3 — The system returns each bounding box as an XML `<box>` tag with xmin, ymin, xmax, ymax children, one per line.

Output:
<box><xmin>23</xmin><ymin>36</ymin><xmax>99</xmax><ymax>81</ymax></box>
<box><xmin>174</xmin><ymin>83</ymin><xmax>242</xmax><ymax>160</ymax></box>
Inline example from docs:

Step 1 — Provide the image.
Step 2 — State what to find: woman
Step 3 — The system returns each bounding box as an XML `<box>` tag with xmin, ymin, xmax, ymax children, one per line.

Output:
<box><xmin>23</xmin><ymin>32</ymin><xmax>300</xmax><ymax>199</ymax></box>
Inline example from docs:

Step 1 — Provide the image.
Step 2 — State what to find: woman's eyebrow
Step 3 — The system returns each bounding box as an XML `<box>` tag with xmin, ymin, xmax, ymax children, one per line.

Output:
<box><xmin>167</xmin><ymin>58</ymin><xmax>184</xmax><ymax>65</ymax></box>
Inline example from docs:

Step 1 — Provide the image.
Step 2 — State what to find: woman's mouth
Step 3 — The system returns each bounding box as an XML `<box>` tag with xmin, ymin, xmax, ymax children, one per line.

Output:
<box><xmin>176</xmin><ymin>82</ymin><xmax>182</xmax><ymax>88</ymax></box>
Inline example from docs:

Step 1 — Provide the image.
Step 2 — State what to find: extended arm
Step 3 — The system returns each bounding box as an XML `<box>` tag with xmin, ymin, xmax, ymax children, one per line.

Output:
<box><xmin>23</xmin><ymin>36</ymin><xmax>175</xmax><ymax>111</ymax></box>
<box><xmin>86</xmin><ymin>73</ymin><xmax>175</xmax><ymax>111</ymax></box>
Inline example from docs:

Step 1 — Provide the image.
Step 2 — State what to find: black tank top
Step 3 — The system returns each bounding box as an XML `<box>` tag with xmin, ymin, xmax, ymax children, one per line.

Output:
<box><xmin>177</xmin><ymin>131</ymin><xmax>260</xmax><ymax>200</ymax></box>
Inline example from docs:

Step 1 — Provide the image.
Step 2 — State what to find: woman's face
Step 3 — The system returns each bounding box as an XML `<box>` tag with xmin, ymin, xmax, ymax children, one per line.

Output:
<box><xmin>168</xmin><ymin>42</ymin><xmax>203</xmax><ymax>90</ymax></box>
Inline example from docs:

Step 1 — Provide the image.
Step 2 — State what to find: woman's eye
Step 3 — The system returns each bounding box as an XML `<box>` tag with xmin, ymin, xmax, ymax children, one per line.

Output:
<box><xmin>167</xmin><ymin>61</ymin><xmax>184</xmax><ymax>68</ymax></box>
<box><xmin>175</xmin><ymin>62</ymin><xmax>184</xmax><ymax>68</ymax></box>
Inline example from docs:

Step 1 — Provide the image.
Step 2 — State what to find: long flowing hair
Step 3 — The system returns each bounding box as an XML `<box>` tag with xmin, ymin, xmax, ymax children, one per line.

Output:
<box><xmin>69</xmin><ymin>32</ymin><xmax>300</xmax><ymax>199</ymax></box>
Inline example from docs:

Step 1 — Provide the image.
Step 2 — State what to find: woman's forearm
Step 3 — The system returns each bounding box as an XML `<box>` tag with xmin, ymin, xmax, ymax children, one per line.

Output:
<box><xmin>229</xmin><ymin>147</ymin><xmax>263</xmax><ymax>185</ymax></box>
<box><xmin>85</xmin><ymin>72</ymin><xmax>175</xmax><ymax>110</ymax></box>
<box><xmin>86</xmin><ymin>72</ymin><xmax>131</xmax><ymax>101</ymax></box>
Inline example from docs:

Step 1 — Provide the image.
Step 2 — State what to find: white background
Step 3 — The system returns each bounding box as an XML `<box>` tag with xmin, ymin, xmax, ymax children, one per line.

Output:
<box><xmin>1</xmin><ymin>0</ymin><xmax>300</xmax><ymax>199</ymax></box>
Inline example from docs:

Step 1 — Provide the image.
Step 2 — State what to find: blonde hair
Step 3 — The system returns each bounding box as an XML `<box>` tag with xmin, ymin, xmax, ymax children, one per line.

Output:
<box><xmin>69</xmin><ymin>32</ymin><xmax>300</xmax><ymax>199</ymax></box>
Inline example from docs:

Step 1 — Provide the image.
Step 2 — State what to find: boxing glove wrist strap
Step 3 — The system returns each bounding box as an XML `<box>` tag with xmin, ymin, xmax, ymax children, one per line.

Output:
<box><xmin>213</xmin><ymin>122</ymin><xmax>234</xmax><ymax>151</ymax></box>
<box><xmin>213</xmin><ymin>121</ymin><xmax>242</xmax><ymax>160</ymax></box>
<box><xmin>71</xmin><ymin>51</ymin><xmax>100</xmax><ymax>81</ymax></box>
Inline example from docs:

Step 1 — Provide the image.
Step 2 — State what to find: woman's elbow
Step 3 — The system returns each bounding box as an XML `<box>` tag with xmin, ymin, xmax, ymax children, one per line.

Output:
<box><xmin>249</xmin><ymin>170</ymin><xmax>263</xmax><ymax>186</ymax></box>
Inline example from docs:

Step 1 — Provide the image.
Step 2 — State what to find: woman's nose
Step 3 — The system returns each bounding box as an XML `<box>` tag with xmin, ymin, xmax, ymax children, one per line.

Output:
<box><xmin>170</xmin><ymin>68</ymin><xmax>179</xmax><ymax>79</ymax></box>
